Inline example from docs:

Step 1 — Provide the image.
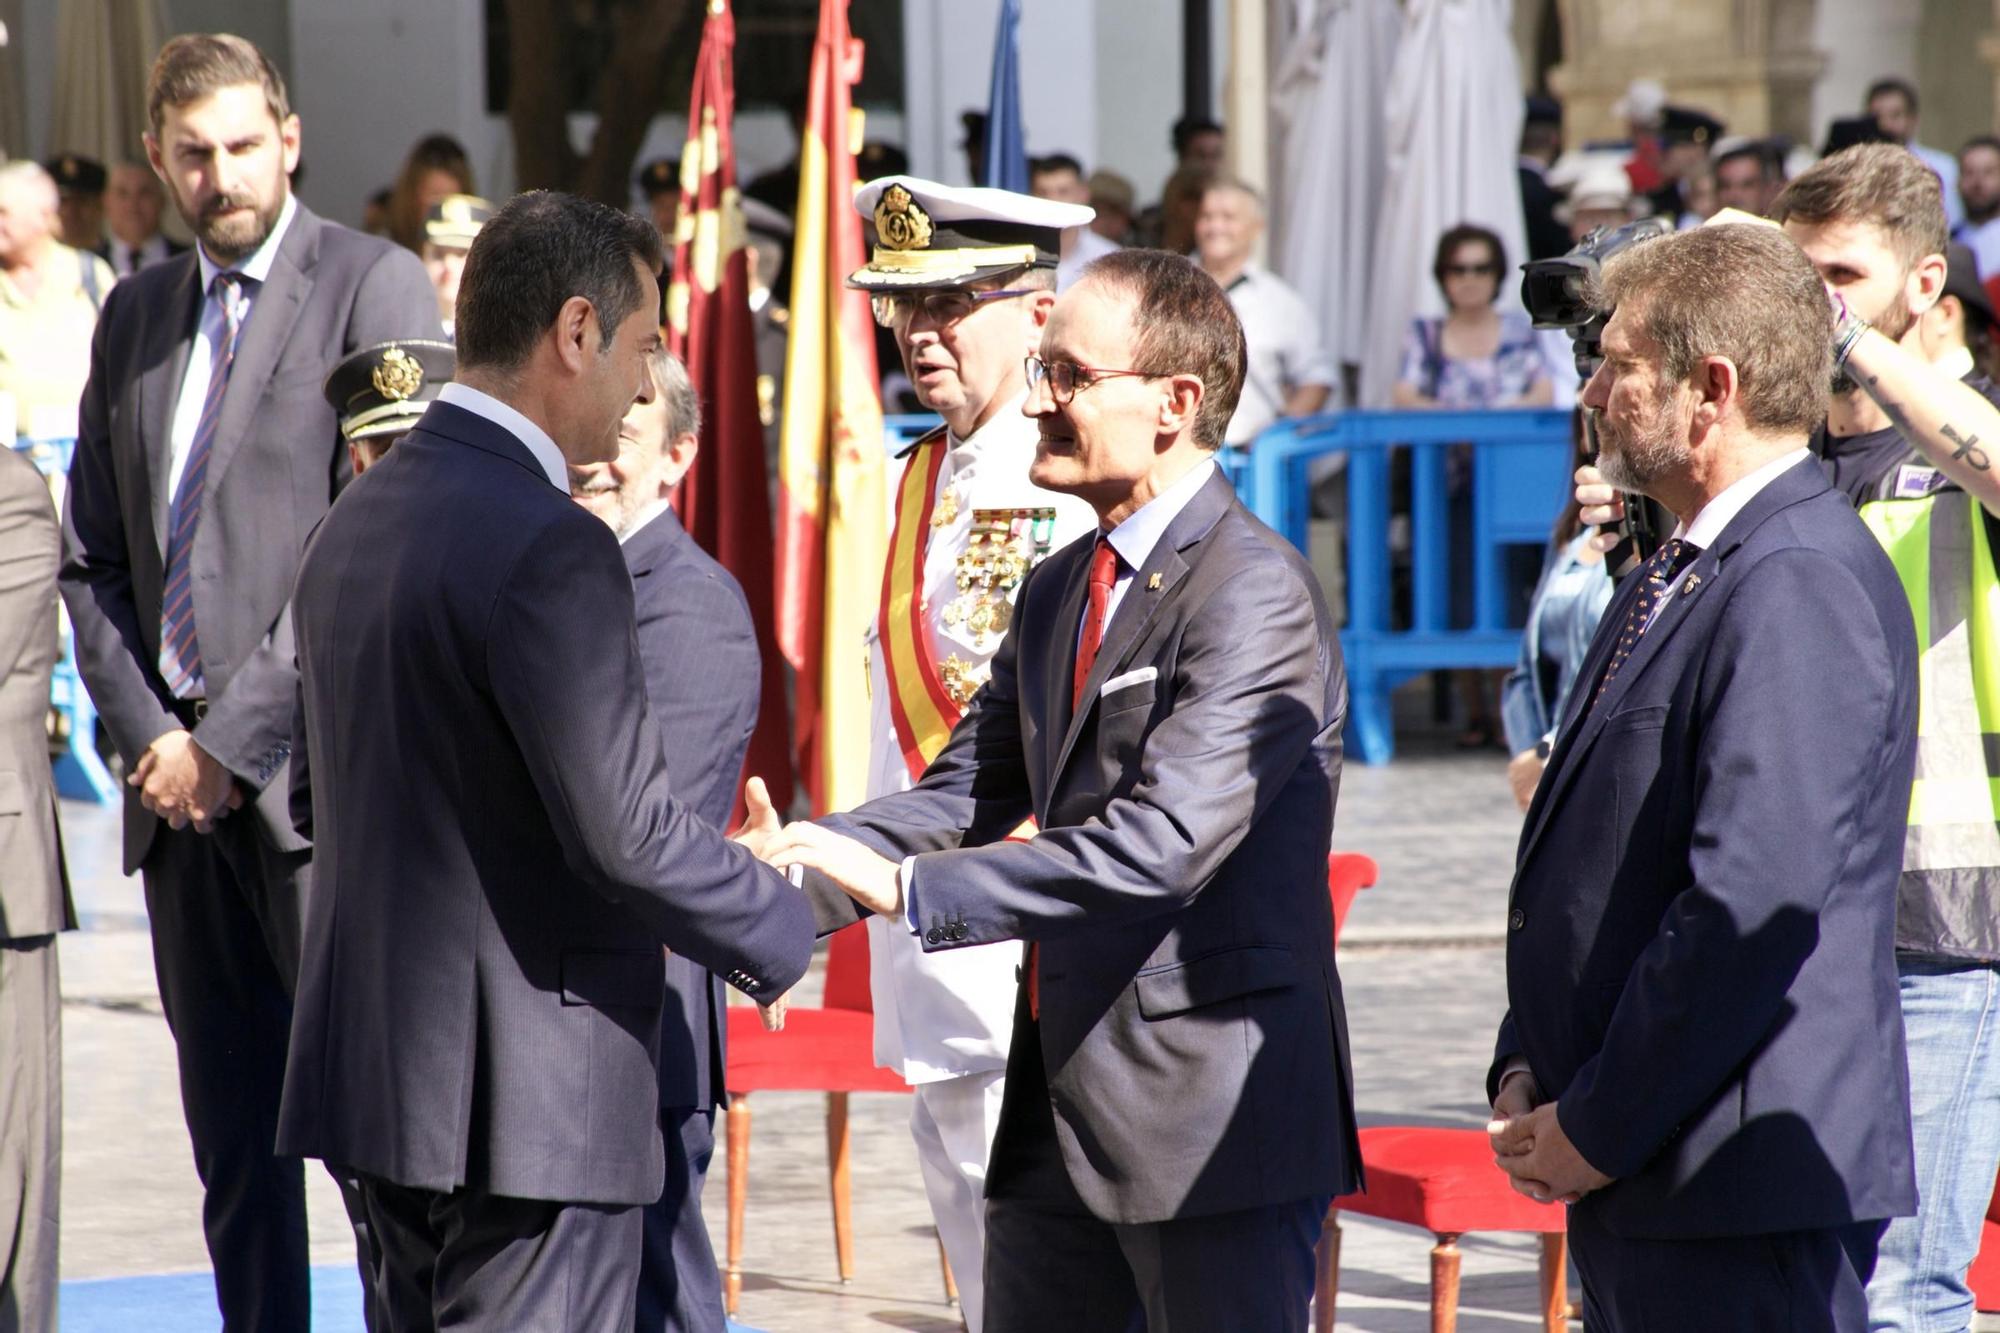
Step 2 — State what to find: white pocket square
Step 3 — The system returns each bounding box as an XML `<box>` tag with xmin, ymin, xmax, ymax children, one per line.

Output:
<box><xmin>1101</xmin><ymin>667</ymin><xmax>1157</xmax><ymax>697</ymax></box>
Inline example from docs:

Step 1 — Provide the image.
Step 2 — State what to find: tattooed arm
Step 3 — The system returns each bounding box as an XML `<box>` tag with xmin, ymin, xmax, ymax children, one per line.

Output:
<box><xmin>1842</xmin><ymin>325</ymin><xmax>2000</xmax><ymax>515</ymax></box>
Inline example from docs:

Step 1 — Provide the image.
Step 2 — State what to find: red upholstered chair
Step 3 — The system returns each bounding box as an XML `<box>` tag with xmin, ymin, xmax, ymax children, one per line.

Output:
<box><xmin>1317</xmin><ymin>1128</ymin><xmax>1570</xmax><ymax>1333</ymax></box>
<box><xmin>1328</xmin><ymin>851</ymin><xmax>1377</xmax><ymax>944</ymax></box>
<box><xmin>1311</xmin><ymin>854</ymin><xmax>1573</xmax><ymax>1333</ymax></box>
<box><xmin>1969</xmin><ymin>1165</ymin><xmax>2000</xmax><ymax>1311</ymax></box>
<box><xmin>721</xmin><ymin>922</ymin><xmax>955</xmax><ymax>1314</ymax></box>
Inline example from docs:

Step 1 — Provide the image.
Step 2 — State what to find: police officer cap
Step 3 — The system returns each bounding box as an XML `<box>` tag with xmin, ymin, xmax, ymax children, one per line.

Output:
<box><xmin>424</xmin><ymin>194</ymin><xmax>494</xmax><ymax>249</ymax></box>
<box><xmin>322</xmin><ymin>340</ymin><xmax>455</xmax><ymax>443</ymax></box>
<box><xmin>637</xmin><ymin>158</ymin><xmax>681</xmax><ymax>199</ymax></box>
<box><xmin>45</xmin><ymin>154</ymin><xmax>107</xmax><ymax>195</ymax></box>
<box><xmin>848</xmin><ymin>176</ymin><xmax>1094</xmax><ymax>291</ymax></box>
<box><xmin>1659</xmin><ymin>106</ymin><xmax>1725</xmax><ymax>147</ymax></box>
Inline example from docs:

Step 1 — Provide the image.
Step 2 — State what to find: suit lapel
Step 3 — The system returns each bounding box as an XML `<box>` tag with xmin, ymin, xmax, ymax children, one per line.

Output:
<box><xmin>143</xmin><ymin>260</ymin><xmax>205</xmax><ymax>557</ymax></box>
<box><xmin>1516</xmin><ymin>455</ymin><xmax>1831</xmax><ymax>872</ymax></box>
<box><xmin>205</xmin><ymin>207</ymin><xmax>319</xmax><ymax>503</ymax></box>
<box><xmin>1043</xmin><ymin>540</ymin><xmax>1093</xmax><ymax>764</ymax></box>
<box><xmin>1518</xmin><ymin>546</ymin><xmax>1717</xmax><ymax>867</ymax></box>
<box><xmin>1049</xmin><ymin>469</ymin><xmax>1233</xmax><ymax>785</ymax></box>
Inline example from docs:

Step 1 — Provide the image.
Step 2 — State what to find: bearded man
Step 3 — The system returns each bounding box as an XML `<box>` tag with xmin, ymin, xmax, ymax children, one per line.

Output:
<box><xmin>1488</xmin><ymin>223</ymin><xmax>1919</xmax><ymax>1332</ymax></box>
<box><xmin>60</xmin><ymin>32</ymin><xmax>436</xmax><ymax>1330</ymax></box>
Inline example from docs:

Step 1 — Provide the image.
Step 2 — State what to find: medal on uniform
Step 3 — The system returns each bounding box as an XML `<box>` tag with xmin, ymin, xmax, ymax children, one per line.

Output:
<box><xmin>942</xmin><ymin>507</ymin><xmax>1057</xmax><ymax>658</ymax></box>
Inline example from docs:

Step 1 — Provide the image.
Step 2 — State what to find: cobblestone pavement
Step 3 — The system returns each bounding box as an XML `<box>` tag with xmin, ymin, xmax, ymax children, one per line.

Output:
<box><xmin>52</xmin><ymin>731</ymin><xmax>1996</xmax><ymax>1331</ymax></box>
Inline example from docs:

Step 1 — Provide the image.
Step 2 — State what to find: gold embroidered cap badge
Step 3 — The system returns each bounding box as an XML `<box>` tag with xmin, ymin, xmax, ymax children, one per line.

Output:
<box><xmin>371</xmin><ymin>347</ymin><xmax>425</xmax><ymax>402</ymax></box>
<box><xmin>874</xmin><ymin>184</ymin><xmax>934</xmax><ymax>252</ymax></box>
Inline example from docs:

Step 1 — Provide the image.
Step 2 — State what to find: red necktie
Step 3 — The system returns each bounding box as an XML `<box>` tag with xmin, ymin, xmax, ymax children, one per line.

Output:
<box><xmin>1032</xmin><ymin>536</ymin><xmax>1120</xmax><ymax>1020</ymax></box>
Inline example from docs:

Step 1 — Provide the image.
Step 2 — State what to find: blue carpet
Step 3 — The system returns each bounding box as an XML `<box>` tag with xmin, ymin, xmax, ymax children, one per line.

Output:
<box><xmin>60</xmin><ymin>1267</ymin><xmax>768</xmax><ymax>1331</ymax></box>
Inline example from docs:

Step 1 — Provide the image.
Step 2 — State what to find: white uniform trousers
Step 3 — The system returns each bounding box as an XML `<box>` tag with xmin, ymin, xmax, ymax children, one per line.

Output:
<box><xmin>910</xmin><ymin>1069</ymin><xmax>1007</xmax><ymax>1333</ymax></box>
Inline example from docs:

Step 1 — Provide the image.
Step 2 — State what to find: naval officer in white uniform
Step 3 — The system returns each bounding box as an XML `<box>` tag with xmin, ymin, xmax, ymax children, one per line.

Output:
<box><xmin>847</xmin><ymin>176</ymin><xmax>1097</xmax><ymax>1331</ymax></box>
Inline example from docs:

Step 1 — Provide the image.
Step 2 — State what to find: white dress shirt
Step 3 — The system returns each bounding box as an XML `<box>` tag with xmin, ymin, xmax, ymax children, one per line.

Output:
<box><xmin>436</xmin><ymin>383</ymin><xmax>571</xmax><ymax>494</ymax></box>
<box><xmin>1096</xmin><ymin>455</ymin><xmax>1218</xmax><ymax>627</ymax></box>
<box><xmin>1644</xmin><ymin>447</ymin><xmax>1811</xmax><ymax>629</ymax></box>
<box><xmin>165</xmin><ymin>193</ymin><xmax>298</xmax><ymax>503</ymax></box>
<box><xmin>1219</xmin><ymin>265</ymin><xmax>1336</xmax><ymax>446</ymax></box>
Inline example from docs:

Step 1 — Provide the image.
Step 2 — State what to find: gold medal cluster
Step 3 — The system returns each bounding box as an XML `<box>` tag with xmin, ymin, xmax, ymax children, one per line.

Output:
<box><xmin>937</xmin><ymin>505</ymin><xmax>1057</xmax><ymax>706</ymax></box>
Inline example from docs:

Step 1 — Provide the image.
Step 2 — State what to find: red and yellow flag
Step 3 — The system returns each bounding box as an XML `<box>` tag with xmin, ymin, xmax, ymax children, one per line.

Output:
<box><xmin>775</xmin><ymin>0</ymin><xmax>885</xmax><ymax>815</ymax></box>
<box><xmin>666</xmin><ymin>0</ymin><xmax>795</xmax><ymax>822</ymax></box>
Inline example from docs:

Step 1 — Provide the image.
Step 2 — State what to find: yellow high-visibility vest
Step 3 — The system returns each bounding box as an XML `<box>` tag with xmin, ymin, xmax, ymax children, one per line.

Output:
<box><xmin>1860</xmin><ymin>491</ymin><xmax>2000</xmax><ymax>921</ymax></box>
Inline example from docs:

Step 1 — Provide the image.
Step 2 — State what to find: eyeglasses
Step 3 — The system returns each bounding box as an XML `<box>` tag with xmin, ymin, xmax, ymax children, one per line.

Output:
<box><xmin>870</xmin><ymin>287</ymin><xmax>1036</xmax><ymax>329</ymax></box>
<box><xmin>1023</xmin><ymin>355</ymin><xmax>1160</xmax><ymax>405</ymax></box>
<box><xmin>1442</xmin><ymin>263</ymin><xmax>1500</xmax><ymax>278</ymax></box>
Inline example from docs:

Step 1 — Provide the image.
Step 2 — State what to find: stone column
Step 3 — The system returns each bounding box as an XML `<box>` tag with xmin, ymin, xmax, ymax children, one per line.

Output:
<box><xmin>1548</xmin><ymin>0</ymin><xmax>1825</xmax><ymax>144</ymax></box>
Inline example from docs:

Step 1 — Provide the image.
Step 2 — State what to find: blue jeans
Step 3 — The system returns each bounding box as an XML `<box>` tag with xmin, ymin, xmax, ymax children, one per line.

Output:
<box><xmin>1868</xmin><ymin>957</ymin><xmax>2000</xmax><ymax>1332</ymax></box>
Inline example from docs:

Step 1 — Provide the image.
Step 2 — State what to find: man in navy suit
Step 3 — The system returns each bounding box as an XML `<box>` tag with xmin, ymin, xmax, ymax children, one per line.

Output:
<box><xmin>756</xmin><ymin>248</ymin><xmax>1359</xmax><ymax>1333</ymax></box>
<box><xmin>60</xmin><ymin>35</ymin><xmax>438</xmax><ymax>1329</ymax></box>
<box><xmin>570</xmin><ymin>348</ymin><xmax>755</xmax><ymax>1333</ymax></box>
<box><xmin>1487</xmin><ymin>223</ymin><xmax>1919</xmax><ymax>1331</ymax></box>
<box><xmin>281</xmin><ymin>190</ymin><xmax>814</xmax><ymax>1330</ymax></box>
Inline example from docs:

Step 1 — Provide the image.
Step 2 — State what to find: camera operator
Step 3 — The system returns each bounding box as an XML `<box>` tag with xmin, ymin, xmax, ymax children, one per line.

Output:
<box><xmin>1576</xmin><ymin>142</ymin><xmax>2000</xmax><ymax>1333</ymax></box>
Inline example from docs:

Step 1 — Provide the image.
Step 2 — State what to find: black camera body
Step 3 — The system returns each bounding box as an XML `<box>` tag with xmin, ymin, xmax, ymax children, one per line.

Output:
<box><xmin>1520</xmin><ymin>215</ymin><xmax>1676</xmax><ymax>561</ymax></box>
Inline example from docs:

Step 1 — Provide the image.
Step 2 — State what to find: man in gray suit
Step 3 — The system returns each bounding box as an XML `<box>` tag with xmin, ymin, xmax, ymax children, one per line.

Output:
<box><xmin>762</xmin><ymin>248</ymin><xmax>1360</xmax><ymax>1333</ymax></box>
<box><xmin>282</xmin><ymin>190</ymin><xmax>813</xmax><ymax>1331</ymax></box>
<box><xmin>0</xmin><ymin>447</ymin><xmax>71</xmax><ymax>1333</ymax></box>
<box><xmin>58</xmin><ymin>33</ymin><xmax>438</xmax><ymax>1329</ymax></box>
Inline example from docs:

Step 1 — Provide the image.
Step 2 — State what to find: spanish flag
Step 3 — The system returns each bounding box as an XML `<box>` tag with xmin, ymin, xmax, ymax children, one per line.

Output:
<box><xmin>665</xmin><ymin>0</ymin><xmax>795</xmax><ymax>822</ymax></box>
<box><xmin>775</xmin><ymin>0</ymin><xmax>884</xmax><ymax>816</ymax></box>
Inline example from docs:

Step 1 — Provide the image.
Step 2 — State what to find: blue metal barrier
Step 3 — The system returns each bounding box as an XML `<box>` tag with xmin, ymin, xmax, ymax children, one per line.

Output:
<box><xmin>13</xmin><ymin>437</ymin><xmax>119</xmax><ymax>803</ymax></box>
<box><xmin>1240</xmin><ymin>408</ymin><xmax>1575</xmax><ymax>766</ymax></box>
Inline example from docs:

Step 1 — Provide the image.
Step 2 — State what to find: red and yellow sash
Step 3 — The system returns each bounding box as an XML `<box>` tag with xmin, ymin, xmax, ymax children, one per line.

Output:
<box><xmin>878</xmin><ymin>434</ymin><xmax>961</xmax><ymax>782</ymax></box>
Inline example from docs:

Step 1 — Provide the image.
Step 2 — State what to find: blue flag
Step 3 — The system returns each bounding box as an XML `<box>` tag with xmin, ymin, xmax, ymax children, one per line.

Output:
<box><xmin>982</xmin><ymin>0</ymin><xmax>1027</xmax><ymax>191</ymax></box>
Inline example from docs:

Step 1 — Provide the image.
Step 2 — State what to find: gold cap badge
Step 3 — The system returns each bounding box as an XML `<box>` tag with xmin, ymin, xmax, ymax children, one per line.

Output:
<box><xmin>371</xmin><ymin>347</ymin><xmax>425</xmax><ymax>402</ymax></box>
<box><xmin>874</xmin><ymin>184</ymin><xmax>934</xmax><ymax>252</ymax></box>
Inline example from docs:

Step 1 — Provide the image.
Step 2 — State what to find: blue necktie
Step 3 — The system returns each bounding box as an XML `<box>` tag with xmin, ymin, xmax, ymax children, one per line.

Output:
<box><xmin>160</xmin><ymin>272</ymin><xmax>244</xmax><ymax>699</ymax></box>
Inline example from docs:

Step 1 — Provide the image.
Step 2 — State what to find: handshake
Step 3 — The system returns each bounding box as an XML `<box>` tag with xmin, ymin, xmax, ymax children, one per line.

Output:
<box><xmin>727</xmin><ymin>776</ymin><xmax>906</xmax><ymax>1031</ymax></box>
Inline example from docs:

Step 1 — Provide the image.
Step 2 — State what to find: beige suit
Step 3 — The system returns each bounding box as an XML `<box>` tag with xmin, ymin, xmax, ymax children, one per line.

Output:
<box><xmin>0</xmin><ymin>444</ymin><xmax>72</xmax><ymax>1333</ymax></box>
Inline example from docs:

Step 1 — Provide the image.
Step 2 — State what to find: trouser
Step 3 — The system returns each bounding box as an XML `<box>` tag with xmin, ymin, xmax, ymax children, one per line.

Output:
<box><xmin>0</xmin><ymin>936</ymin><xmax>58</xmax><ymax>1333</ymax></box>
<box><xmin>910</xmin><ymin>1070</ymin><xmax>1006</xmax><ymax>1333</ymax></box>
<box><xmin>357</xmin><ymin>1172</ymin><xmax>641</xmax><ymax>1332</ymax></box>
<box><xmin>981</xmin><ymin>1019</ymin><xmax>1325</xmax><ymax>1333</ymax></box>
<box><xmin>1867</xmin><ymin>957</ymin><xmax>2000</xmax><ymax>1333</ymax></box>
<box><xmin>143</xmin><ymin>816</ymin><xmax>376</xmax><ymax>1332</ymax></box>
<box><xmin>635</xmin><ymin>1107</ymin><xmax>724</xmax><ymax>1333</ymax></box>
<box><xmin>1568</xmin><ymin>1203</ymin><xmax>1884</xmax><ymax>1333</ymax></box>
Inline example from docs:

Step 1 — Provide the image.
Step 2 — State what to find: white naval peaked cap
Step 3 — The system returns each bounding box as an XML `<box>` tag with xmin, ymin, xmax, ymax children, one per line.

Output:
<box><xmin>848</xmin><ymin>174</ymin><xmax>1095</xmax><ymax>290</ymax></box>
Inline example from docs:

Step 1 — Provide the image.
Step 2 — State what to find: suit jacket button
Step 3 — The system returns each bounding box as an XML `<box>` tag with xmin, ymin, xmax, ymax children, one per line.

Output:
<box><xmin>925</xmin><ymin>928</ymin><xmax>943</xmax><ymax>945</ymax></box>
<box><xmin>1509</xmin><ymin>908</ymin><xmax>1526</xmax><ymax>931</ymax></box>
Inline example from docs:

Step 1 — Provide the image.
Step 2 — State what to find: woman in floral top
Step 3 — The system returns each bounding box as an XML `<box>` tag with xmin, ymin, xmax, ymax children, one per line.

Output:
<box><xmin>1392</xmin><ymin>223</ymin><xmax>1552</xmax><ymax>747</ymax></box>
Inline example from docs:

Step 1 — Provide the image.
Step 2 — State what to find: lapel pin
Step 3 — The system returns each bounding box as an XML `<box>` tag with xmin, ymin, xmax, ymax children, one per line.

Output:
<box><xmin>1682</xmin><ymin>573</ymin><xmax>1701</xmax><ymax>596</ymax></box>
<box><xmin>1147</xmin><ymin>572</ymin><xmax>1162</xmax><ymax>590</ymax></box>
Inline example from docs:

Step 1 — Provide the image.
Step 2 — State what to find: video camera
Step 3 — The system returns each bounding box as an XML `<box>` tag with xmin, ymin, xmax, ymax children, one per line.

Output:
<box><xmin>1521</xmin><ymin>216</ymin><xmax>1675</xmax><ymax>563</ymax></box>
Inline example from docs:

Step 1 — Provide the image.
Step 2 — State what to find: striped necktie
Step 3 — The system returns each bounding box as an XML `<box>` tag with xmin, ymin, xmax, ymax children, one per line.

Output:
<box><xmin>159</xmin><ymin>272</ymin><xmax>244</xmax><ymax>699</ymax></box>
<box><xmin>1591</xmin><ymin>537</ymin><xmax>1699</xmax><ymax>706</ymax></box>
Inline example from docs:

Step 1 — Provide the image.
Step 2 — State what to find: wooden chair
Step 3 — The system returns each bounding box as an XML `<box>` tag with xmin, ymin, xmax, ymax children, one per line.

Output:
<box><xmin>1312</xmin><ymin>852</ymin><xmax>1574</xmax><ymax>1333</ymax></box>
<box><xmin>721</xmin><ymin>922</ymin><xmax>956</xmax><ymax>1314</ymax></box>
<box><xmin>1317</xmin><ymin>1127</ymin><xmax>1570</xmax><ymax>1333</ymax></box>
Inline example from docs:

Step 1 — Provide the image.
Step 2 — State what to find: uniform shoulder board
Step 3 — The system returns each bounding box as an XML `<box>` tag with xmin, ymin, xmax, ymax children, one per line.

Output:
<box><xmin>894</xmin><ymin>422</ymin><xmax>950</xmax><ymax>460</ymax></box>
